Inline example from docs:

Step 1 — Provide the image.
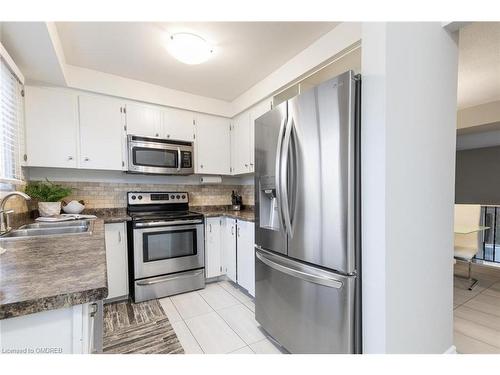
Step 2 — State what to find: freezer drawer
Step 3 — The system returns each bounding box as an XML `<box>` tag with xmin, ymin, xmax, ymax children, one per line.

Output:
<box><xmin>255</xmin><ymin>248</ymin><xmax>356</xmax><ymax>354</ymax></box>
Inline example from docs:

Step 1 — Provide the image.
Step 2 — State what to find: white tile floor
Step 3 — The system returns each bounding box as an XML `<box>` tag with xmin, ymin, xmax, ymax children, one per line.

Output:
<box><xmin>159</xmin><ymin>265</ymin><xmax>500</xmax><ymax>355</ymax></box>
<box><xmin>159</xmin><ymin>280</ymin><xmax>285</xmax><ymax>354</ymax></box>
<box><xmin>453</xmin><ymin>263</ymin><xmax>500</xmax><ymax>354</ymax></box>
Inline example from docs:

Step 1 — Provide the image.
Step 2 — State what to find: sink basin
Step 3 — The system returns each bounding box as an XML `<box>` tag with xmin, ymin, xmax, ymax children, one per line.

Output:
<box><xmin>19</xmin><ymin>220</ymin><xmax>91</xmax><ymax>229</ymax></box>
<box><xmin>1</xmin><ymin>220</ymin><xmax>93</xmax><ymax>239</ymax></box>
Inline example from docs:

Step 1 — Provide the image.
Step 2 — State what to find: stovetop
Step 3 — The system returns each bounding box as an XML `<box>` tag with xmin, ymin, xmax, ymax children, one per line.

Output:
<box><xmin>129</xmin><ymin>210</ymin><xmax>203</xmax><ymax>222</ymax></box>
<box><xmin>126</xmin><ymin>191</ymin><xmax>203</xmax><ymax>222</ymax></box>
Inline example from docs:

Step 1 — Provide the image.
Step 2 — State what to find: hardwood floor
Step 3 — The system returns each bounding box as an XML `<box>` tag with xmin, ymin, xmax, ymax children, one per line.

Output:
<box><xmin>454</xmin><ymin>262</ymin><xmax>500</xmax><ymax>354</ymax></box>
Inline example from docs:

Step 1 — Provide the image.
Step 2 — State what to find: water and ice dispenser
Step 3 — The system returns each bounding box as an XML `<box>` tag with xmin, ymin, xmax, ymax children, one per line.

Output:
<box><xmin>259</xmin><ymin>176</ymin><xmax>280</xmax><ymax>231</ymax></box>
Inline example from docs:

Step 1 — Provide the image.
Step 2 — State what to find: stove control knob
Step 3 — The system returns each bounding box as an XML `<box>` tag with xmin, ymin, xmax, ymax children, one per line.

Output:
<box><xmin>138</xmin><ymin>195</ymin><xmax>143</xmax><ymax>200</ymax></box>
<box><xmin>131</xmin><ymin>195</ymin><xmax>136</xmax><ymax>200</ymax></box>
<box><xmin>176</xmin><ymin>195</ymin><xmax>180</xmax><ymax>199</ymax></box>
<box><xmin>181</xmin><ymin>195</ymin><xmax>186</xmax><ymax>199</ymax></box>
<box><xmin>170</xmin><ymin>195</ymin><xmax>175</xmax><ymax>199</ymax></box>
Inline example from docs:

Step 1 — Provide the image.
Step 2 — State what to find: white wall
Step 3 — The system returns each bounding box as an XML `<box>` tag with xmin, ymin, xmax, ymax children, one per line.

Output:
<box><xmin>362</xmin><ymin>22</ymin><xmax>458</xmax><ymax>353</ymax></box>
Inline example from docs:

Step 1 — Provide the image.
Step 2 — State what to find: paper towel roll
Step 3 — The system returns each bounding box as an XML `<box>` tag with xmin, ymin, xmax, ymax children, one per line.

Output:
<box><xmin>200</xmin><ymin>176</ymin><xmax>222</xmax><ymax>184</ymax></box>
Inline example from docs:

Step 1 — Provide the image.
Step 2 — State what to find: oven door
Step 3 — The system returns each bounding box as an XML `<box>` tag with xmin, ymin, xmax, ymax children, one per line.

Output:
<box><xmin>133</xmin><ymin>222</ymin><xmax>204</xmax><ymax>279</ymax></box>
<box><xmin>128</xmin><ymin>136</ymin><xmax>194</xmax><ymax>175</ymax></box>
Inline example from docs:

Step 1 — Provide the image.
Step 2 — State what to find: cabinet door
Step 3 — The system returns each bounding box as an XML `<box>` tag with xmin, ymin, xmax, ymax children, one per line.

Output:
<box><xmin>195</xmin><ymin>114</ymin><xmax>230</xmax><ymax>175</ymax></box>
<box><xmin>236</xmin><ymin>220</ymin><xmax>255</xmax><ymax>296</ymax></box>
<box><xmin>205</xmin><ymin>217</ymin><xmax>223</xmax><ymax>278</ymax></box>
<box><xmin>230</xmin><ymin>112</ymin><xmax>251</xmax><ymax>175</ymax></box>
<box><xmin>104</xmin><ymin>223</ymin><xmax>129</xmax><ymax>301</ymax></box>
<box><xmin>249</xmin><ymin>100</ymin><xmax>272</xmax><ymax>173</ymax></box>
<box><xmin>162</xmin><ymin>107</ymin><xmax>194</xmax><ymax>142</ymax></box>
<box><xmin>24</xmin><ymin>86</ymin><xmax>79</xmax><ymax>168</ymax></box>
<box><xmin>222</xmin><ymin>218</ymin><xmax>237</xmax><ymax>282</ymax></box>
<box><xmin>79</xmin><ymin>95</ymin><xmax>125</xmax><ymax>170</ymax></box>
<box><xmin>125</xmin><ymin>102</ymin><xmax>162</xmax><ymax>138</ymax></box>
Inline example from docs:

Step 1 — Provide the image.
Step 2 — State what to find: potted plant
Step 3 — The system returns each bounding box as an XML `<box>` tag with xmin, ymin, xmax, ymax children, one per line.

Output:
<box><xmin>24</xmin><ymin>179</ymin><xmax>73</xmax><ymax>217</ymax></box>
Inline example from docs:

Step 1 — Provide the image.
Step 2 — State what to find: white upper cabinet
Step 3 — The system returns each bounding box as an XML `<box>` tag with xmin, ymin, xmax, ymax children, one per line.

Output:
<box><xmin>125</xmin><ymin>103</ymin><xmax>193</xmax><ymax>142</ymax></box>
<box><xmin>24</xmin><ymin>87</ymin><xmax>79</xmax><ymax>168</ymax></box>
<box><xmin>162</xmin><ymin>107</ymin><xmax>194</xmax><ymax>142</ymax></box>
<box><xmin>230</xmin><ymin>99</ymin><xmax>272</xmax><ymax>175</ymax></box>
<box><xmin>195</xmin><ymin>114</ymin><xmax>230</xmax><ymax>175</ymax></box>
<box><xmin>78</xmin><ymin>95</ymin><xmax>125</xmax><ymax>171</ymax></box>
<box><xmin>230</xmin><ymin>112</ymin><xmax>251</xmax><ymax>175</ymax></box>
<box><xmin>125</xmin><ymin>102</ymin><xmax>162</xmax><ymax>138</ymax></box>
<box><xmin>248</xmin><ymin>100</ymin><xmax>272</xmax><ymax>173</ymax></box>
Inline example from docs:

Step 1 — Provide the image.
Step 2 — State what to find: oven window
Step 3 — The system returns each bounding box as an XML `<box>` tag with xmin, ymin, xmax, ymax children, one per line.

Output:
<box><xmin>133</xmin><ymin>147</ymin><xmax>178</xmax><ymax>169</ymax></box>
<box><xmin>143</xmin><ymin>229</ymin><xmax>197</xmax><ymax>262</ymax></box>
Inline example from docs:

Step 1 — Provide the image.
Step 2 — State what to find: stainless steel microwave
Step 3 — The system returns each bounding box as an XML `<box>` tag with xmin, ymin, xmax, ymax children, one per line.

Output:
<box><xmin>127</xmin><ymin>135</ymin><xmax>194</xmax><ymax>175</ymax></box>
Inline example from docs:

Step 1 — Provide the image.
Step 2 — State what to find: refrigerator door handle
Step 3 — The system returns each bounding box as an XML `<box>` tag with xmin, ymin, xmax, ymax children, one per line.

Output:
<box><xmin>280</xmin><ymin>113</ymin><xmax>294</xmax><ymax>237</ymax></box>
<box><xmin>275</xmin><ymin>111</ymin><xmax>288</xmax><ymax>233</ymax></box>
<box><xmin>255</xmin><ymin>248</ymin><xmax>343</xmax><ymax>289</ymax></box>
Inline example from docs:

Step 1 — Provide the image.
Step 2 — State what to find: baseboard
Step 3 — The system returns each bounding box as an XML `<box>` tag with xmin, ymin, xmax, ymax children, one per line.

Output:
<box><xmin>444</xmin><ymin>345</ymin><xmax>457</xmax><ymax>354</ymax></box>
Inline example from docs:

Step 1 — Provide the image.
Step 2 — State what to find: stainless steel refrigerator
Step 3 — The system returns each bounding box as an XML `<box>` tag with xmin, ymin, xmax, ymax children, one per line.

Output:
<box><xmin>254</xmin><ymin>70</ymin><xmax>361</xmax><ymax>354</ymax></box>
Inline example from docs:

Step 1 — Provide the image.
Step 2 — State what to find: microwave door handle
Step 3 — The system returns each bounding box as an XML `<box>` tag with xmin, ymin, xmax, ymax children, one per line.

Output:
<box><xmin>177</xmin><ymin>147</ymin><xmax>181</xmax><ymax>171</ymax></box>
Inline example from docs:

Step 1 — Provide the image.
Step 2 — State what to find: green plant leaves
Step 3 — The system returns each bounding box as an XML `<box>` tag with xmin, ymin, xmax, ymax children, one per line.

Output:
<box><xmin>24</xmin><ymin>179</ymin><xmax>72</xmax><ymax>202</ymax></box>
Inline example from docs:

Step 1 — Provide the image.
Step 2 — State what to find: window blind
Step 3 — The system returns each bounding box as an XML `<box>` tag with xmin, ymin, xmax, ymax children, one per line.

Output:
<box><xmin>0</xmin><ymin>56</ymin><xmax>25</xmax><ymax>185</ymax></box>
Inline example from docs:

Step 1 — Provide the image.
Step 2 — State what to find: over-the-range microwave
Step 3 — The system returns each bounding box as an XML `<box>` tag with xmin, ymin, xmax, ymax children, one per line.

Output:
<box><xmin>127</xmin><ymin>135</ymin><xmax>194</xmax><ymax>175</ymax></box>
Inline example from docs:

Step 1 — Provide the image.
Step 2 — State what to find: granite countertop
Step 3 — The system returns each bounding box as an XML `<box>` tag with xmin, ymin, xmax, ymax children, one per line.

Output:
<box><xmin>192</xmin><ymin>206</ymin><xmax>255</xmax><ymax>223</ymax></box>
<box><xmin>87</xmin><ymin>206</ymin><xmax>255</xmax><ymax>223</ymax></box>
<box><xmin>85</xmin><ymin>208</ymin><xmax>131</xmax><ymax>224</ymax></box>
<box><xmin>0</xmin><ymin>219</ymin><xmax>108</xmax><ymax>320</ymax></box>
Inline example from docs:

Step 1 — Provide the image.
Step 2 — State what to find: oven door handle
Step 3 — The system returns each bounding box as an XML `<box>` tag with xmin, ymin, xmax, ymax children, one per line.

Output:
<box><xmin>134</xmin><ymin>219</ymin><xmax>203</xmax><ymax>227</ymax></box>
<box><xmin>136</xmin><ymin>270</ymin><xmax>204</xmax><ymax>286</ymax></box>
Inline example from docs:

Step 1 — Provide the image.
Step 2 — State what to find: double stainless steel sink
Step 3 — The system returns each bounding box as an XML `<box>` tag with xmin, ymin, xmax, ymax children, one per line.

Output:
<box><xmin>1</xmin><ymin>220</ymin><xmax>93</xmax><ymax>239</ymax></box>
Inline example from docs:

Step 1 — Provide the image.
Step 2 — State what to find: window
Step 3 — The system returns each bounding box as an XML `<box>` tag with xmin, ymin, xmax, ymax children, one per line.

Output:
<box><xmin>0</xmin><ymin>56</ymin><xmax>25</xmax><ymax>187</ymax></box>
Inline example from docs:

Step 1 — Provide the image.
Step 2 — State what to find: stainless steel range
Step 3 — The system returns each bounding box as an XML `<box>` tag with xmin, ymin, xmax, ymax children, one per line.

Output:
<box><xmin>127</xmin><ymin>191</ymin><xmax>205</xmax><ymax>303</ymax></box>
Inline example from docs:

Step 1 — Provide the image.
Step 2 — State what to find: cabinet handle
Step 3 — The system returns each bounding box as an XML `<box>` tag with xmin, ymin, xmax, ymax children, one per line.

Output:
<box><xmin>167</xmin><ymin>134</ymin><xmax>170</xmax><ymax>138</ymax></box>
<box><xmin>250</xmin><ymin>163</ymin><xmax>254</xmax><ymax>166</ymax></box>
<box><xmin>237</xmin><ymin>227</ymin><xmax>240</xmax><ymax>237</ymax></box>
<box><xmin>118</xmin><ymin>231</ymin><xmax>121</xmax><ymax>243</ymax></box>
<box><xmin>209</xmin><ymin>223</ymin><xmax>212</xmax><ymax>233</ymax></box>
<box><xmin>245</xmin><ymin>164</ymin><xmax>248</xmax><ymax>168</ymax></box>
<box><xmin>231</xmin><ymin>226</ymin><xmax>234</xmax><ymax>235</ymax></box>
<box><xmin>68</xmin><ymin>156</ymin><xmax>73</xmax><ymax>161</ymax></box>
<box><xmin>84</xmin><ymin>157</ymin><xmax>90</xmax><ymax>161</ymax></box>
<box><xmin>200</xmin><ymin>164</ymin><xmax>204</xmax><ymax>169</ymax></box>
<box><xmin>155</xmin><ymin>133</ymin><xmax>159</xmax><ymax>137</ymax></box>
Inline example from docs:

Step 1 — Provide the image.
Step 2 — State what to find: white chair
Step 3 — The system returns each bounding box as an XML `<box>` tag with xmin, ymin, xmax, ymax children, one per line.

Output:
<box><xmin>454</xmin><ymin>204</ymin><xmax>482</xmax><ymax>290</ymax></box>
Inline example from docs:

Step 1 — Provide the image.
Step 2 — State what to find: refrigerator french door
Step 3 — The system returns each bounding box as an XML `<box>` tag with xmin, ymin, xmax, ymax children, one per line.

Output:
<box><xmin>254</xmin><ymin>70</ymin><xmax>361</xmax><ymax>354</ymax></box>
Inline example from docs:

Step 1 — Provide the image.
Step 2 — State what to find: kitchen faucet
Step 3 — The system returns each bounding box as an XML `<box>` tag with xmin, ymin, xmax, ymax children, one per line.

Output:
<box><xmin>0</xmin><ymin>191</ymin><xmax>31</xmax><ymax>235</ymax></box>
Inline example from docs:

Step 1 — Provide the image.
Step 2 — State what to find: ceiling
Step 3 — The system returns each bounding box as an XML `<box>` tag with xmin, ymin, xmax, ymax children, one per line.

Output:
<box><xmin>458</xmin><ymin>22</ymin><xmax>500</xmax><ymax>110</ymax></box>
<box><xmin>55</xmin><ymin>22</ymin><xmax>338</xmax><ymax>101</ymax></box>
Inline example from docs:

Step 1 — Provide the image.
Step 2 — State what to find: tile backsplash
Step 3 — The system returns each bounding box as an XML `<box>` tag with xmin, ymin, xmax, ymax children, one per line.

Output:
<box><xmin>12</xmin><ymin>181</ymin><xmax>254</xmax><ymax>211</ymax></box>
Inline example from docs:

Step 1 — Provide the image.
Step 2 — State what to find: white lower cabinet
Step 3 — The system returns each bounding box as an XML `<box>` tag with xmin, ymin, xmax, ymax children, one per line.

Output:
<box><xmin>104</xmin><ymin>223</ymin><xmax>129</xmax><ymax>301</ymax></box>
<box><xmin>204</xmin><ymin>217</ymin><xmax>254</xmax><ymax>296</ymax></box>
<box><xmin>236</xmin><ymin>220</ymin><xmax>255</xmax><ymax>297</ymax></box>
<box><xmin>205</xmin><ymin>217</ymin><xmax>223</xmax><ymax>278</ymax></box>
<box><xmin>222</xmin><ymin>218</ymin><xmax>237</xmax><ymax>282</ymax></box>
<box><xmin>0</xmin><ymin>302</ymin><xmax>101</xmax><ymax>354</ymax></box>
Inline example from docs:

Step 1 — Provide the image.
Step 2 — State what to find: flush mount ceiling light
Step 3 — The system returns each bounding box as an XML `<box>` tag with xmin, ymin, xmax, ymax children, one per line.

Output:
<box><xmin>167</xmin><ymin>33</ymin><xmax>214</xmax><ymax>65</ymax></box>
